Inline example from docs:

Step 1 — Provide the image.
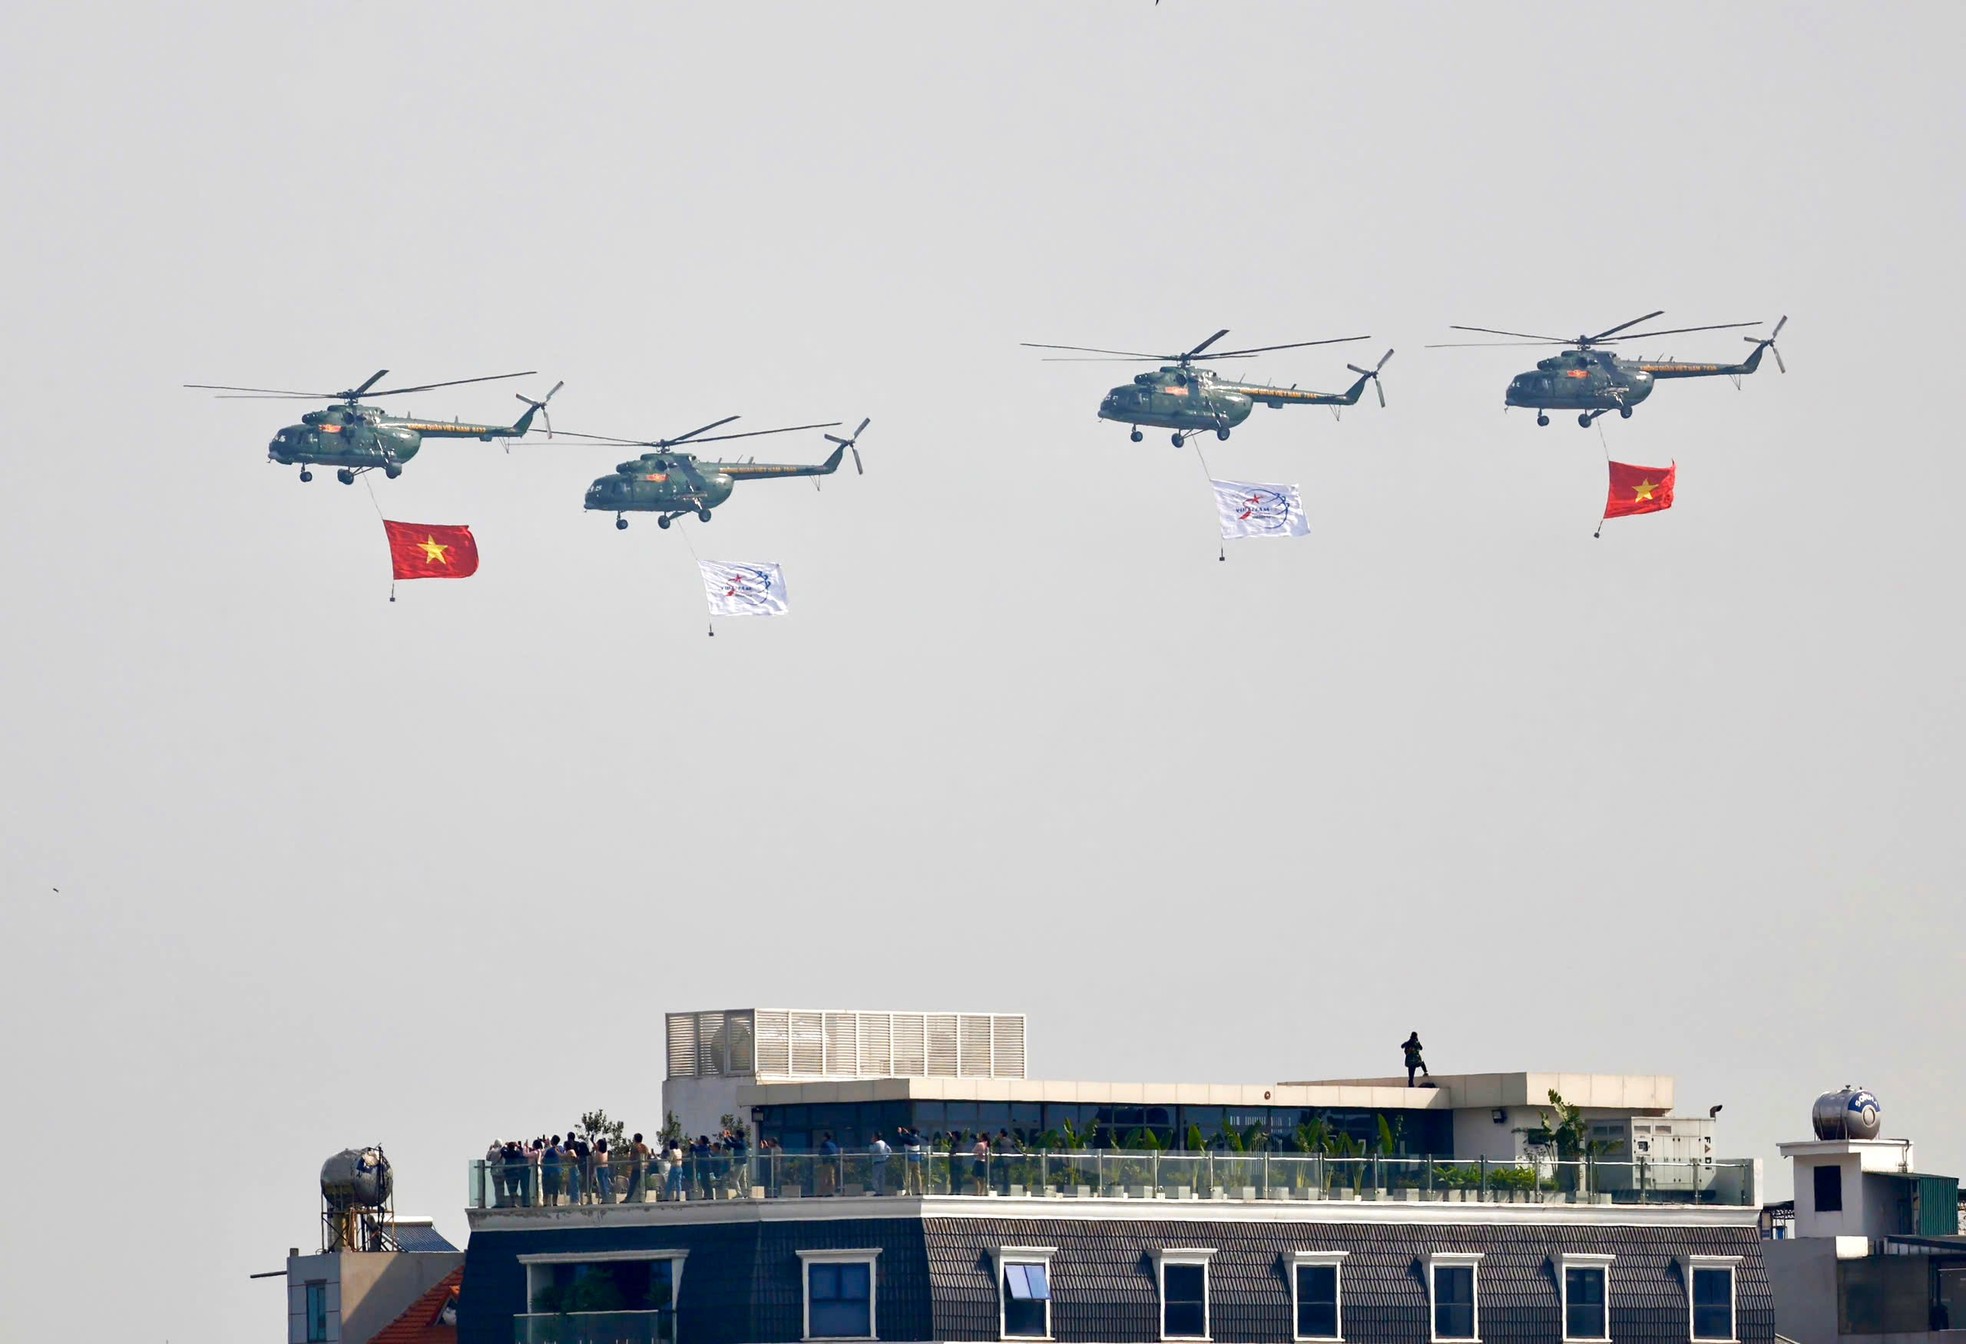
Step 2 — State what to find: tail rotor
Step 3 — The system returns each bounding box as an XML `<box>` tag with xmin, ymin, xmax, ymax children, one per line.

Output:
<box><xmin>824</xmin><ymin>417</ymin><xmax>872</xmax><ymax>474</ymax></box>
<box><xmin>516</xmin><ymin>380</ymin><xmax>565</xmax><ymax>437</ymax></box>
<box><xmin>1346</xmin><ymin>349</ymin><xmax>1395</xmax><ymax>407</ymax></box>
<box><xmin>1744</xmin><ymin>316</ymin><xmax>1787</xmax><ymax>373</ymax></box>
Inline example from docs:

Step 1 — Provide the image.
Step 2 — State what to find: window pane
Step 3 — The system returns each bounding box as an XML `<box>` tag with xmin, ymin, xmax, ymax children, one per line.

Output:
<box><xmin>1564</xmin><ymin>1267</ymin><xmax>1606</xmax><ymax>1339</ymax></box>
<box><xmin>1004</xmin><ymin>1264</ymin><xmax>1048</xmax><ymax>1338</ymax></box>
<box><xmin>1434</xmin><ymin>1265</ymin><xmax>1475</xmax><ymax>1340</ymax></box>
<box><xmin>1692</xmin><ymin>1268</ymin><xmax>1732</xmax><ymax>1340</ymax></box>
<box><xmin>305</xmin><ymin>1282</ymin><xmax>328</xmax><ymax>1344</ymax></box>
<box><xmin>809</xmin><ymin>1262</ymin><xmax>872</xmax><ymax>1338</ymax></box>
<box><xmin>1164</xmin><ymin>1263</ymin><xmax>1207</xmax><ymax>1338</ymax></box>
<box><xmin>1296</xmin><ymin>1263</ymin><xmax>1338</xmax><ymax>1337</ymax></box>
<box><xmin>1813</xmin><ymin>1164</ymin><xmax>1843</xmax><ymax>1213</ymax></box>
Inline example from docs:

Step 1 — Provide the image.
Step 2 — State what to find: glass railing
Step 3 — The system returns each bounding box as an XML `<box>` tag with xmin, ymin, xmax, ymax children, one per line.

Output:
<box><xmin>514</xmin><ymin>1310</ymin><xmax>674</xmax><ymax>1343</ymax></box>
<box><xmin>471</xmin><ymin>1152</ymin><xmax>1755</xmax><ymax>1210</ymax></box>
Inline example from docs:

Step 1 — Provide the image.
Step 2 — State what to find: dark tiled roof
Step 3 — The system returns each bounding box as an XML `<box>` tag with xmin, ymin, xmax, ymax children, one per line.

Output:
<box><xmin>458</xmin><ymin>1214</ymin><xmax>1771</xmax><ymax>1344</ymax></box>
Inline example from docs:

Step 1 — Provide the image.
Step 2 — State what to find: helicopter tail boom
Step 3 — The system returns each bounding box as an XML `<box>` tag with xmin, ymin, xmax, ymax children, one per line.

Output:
<box><xmin>720</xmin><ymin>443</ymin><xmax>847</xmax><ymax>480</ymax></box>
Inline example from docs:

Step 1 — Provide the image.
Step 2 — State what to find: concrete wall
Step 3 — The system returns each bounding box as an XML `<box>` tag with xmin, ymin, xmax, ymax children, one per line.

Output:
<box><xmin>287</xmin><ymin>1251</ymin><xmax>464</xmax><ymax>1344</ymax></box>
<box><xmin>1766</xmin><ymin>1238</ymin><xmax>1842</xmax><ymax>1344</ymax></box>
<box><xmin>664</xmin><ymin>1075</ymin><xmax>744</xmax><ymax>1143</ymax></box>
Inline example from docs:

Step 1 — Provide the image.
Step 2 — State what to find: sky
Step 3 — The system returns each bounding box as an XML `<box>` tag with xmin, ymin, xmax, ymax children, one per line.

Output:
<box><xmin>0</xmin><ymin>3</ymin><xmax>1961</xmax><ymax>1340</ymax></box>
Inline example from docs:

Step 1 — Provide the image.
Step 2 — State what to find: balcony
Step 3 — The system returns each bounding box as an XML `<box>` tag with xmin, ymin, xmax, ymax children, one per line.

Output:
<box><xmin>514</xmin><ymin>1310</ymin><xmax>674</xmax><ymax>1343</ymax></box>
<box><xmin>470</xmin><ymin>1150</ymin><xmax>1756</xmax><ymax>1210</ymax></box>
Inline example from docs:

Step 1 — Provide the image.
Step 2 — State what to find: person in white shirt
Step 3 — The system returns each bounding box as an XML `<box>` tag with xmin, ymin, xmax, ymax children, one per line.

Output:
<box><xmin>869</xmin><ymin>1132</ymin><xmax>892</xmax><ymax>1195</ymax></box>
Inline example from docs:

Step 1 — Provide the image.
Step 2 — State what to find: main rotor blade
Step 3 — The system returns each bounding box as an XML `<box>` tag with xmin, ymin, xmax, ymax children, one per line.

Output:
<box><xmin>1424</xmin><ymin>340</ymin><xmax>1569</xmax><ymax>348</ymax></box>
<box><xmin>664</xmin><ymin>416</ymin><xmax>743</xmax><ymax>445</ymax></box>
<box><xmin>682</xmin><ymin>421</ymin><xmax>841</xmax><ymax>447</ymax></box>
<box><xmin>1585</xmin><ymin>311</ymin><xmax>1666</xmax><ymax>343</ymax></box>
<box><xmin>1445</xmin><ymin>325</ymin><xmax>1569</xmax><ymax>342</ymax></box>
<box><xmin>1021</xmin><ymin>342</ymin><xmax>1165</xmax><ymax>359</ymax></box>
<box><xmin>364</xmin><ymin>370</ymin><xmax>537</xmax><ymax>397</ymax></box>
<box><xmin>349</xmin><ymin>369</ymin><xmax>390</xmax><ymax>398</ymax></box>
<box><xmin>185</xmin><ymin>383</ymin><xmax>341</xmax><ymax>396</ymax></box>
<box><xmin>1197</xmin><ymin>335</ymin><xmax>1369</xmax><ymax>359</ymax></box>
<box><xmin>1183</xmin><ymin>329</ymin><xmax>1232</xmax><ymax>359</ymax></box>
<box><xmin>1599</xmin><ymin>321</ymin><xmax>1762</xmax><ymax>342</ymax></box>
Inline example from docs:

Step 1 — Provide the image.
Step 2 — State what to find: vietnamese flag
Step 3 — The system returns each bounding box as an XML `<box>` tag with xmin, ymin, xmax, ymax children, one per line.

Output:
<box><xmin>1603</xmin><ymin>460</ymin><xmax>1675</xmax><ymax>520</ymax></box>
<box><xmin>383</xmin><ymin>520</ymin><xmax>479</xmax><ymax>580</ymax></box>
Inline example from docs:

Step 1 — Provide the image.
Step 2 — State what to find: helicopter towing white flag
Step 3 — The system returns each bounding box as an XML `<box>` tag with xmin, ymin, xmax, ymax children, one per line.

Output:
<box><xmin>1212</xmin><ymin>479</ymin><xmax>1310</xmax><ymax>539</ymax></box>
<box><xmin>699</xmin><ymin>560</ymin><xmax>790</xmax><ymax>617</ymax></box>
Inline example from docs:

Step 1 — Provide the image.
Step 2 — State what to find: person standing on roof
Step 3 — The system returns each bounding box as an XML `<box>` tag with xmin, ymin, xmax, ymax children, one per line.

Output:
<box><xmin>1402</xmin><ymin>1032</ymin><xmax>1429</xmax><ymax>1087</ymax></box>
<box><xmin>869</xmin><ymin>1131</ymin><xmax>891</xmax><ymax>1195</ymax></box>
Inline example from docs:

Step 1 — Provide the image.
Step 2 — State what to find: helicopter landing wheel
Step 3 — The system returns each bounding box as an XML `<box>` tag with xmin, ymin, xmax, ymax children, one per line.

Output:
<box><xmin>1129</xmin><ymin>429</ymin><xmax>1143</xmax><ymax>443</ymax></box>
<box><xmin>298</xmin><ymin>469</ymin><xmax>313</xmax><ymax>482</ymax></box>
<box><xmin>1618</xmin><ymin>405</ymin><xmax>1633</xmax><ymax>419</ymax></box>
<box><xmin>697</xmin><ymin>507</ymin><xmax>712</xmax><ymax>522</ymax></box>
<box><xmin>617</xmin><ymin>516</ymin><xmax>631</xmax><ymax>530</ymax></box>
<box><xmin>1216</xmin><ymin>428</ymin><xmax>1230</xmax><ymax>441</ymax></box>
<box><xmin>1535</xmin><ymin>413</ymin><xmax>1549</xmax><ymax>427</ymax></box>
<box><xmin>1171</xmin><ymin>432</ymin><xmax>1185</xmax><ymax>448</ymax></box>
<box><xmin>1578</xmin><ymin>413</ymin><xmax>1593</xmax><ymax>428</ymax></box>
<box><xmin>336</xmin><ymin>468</ymin><xmax>354</xmax><ymax>485</ymax></box>
<box><xmin>655</xmin><ymin>515</ymin><xmax>670</xmax><ymax>529</ymax></box>
<box><xmin>384</xmin><ymin>463</ymin><xmax>402</xmax><ymax>478</ymax></box>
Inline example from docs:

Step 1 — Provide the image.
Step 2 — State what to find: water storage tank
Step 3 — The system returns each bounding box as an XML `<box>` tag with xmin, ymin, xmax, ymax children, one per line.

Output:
<box><xmin>1811</xmin><ymin>1086</ymin><xmax>1882</xmax><ymax>1140</ymax></box>
<box><xmin>320</xmin><ymin>1147</ymin><xmax>392</xmax><ymax>1209</ymax></box>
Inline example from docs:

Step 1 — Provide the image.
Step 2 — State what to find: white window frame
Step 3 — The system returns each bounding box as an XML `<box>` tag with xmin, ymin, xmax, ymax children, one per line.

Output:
<box><xmin>1683</xmin><ymin>1255</ymin><xmax>1741</xmax><ymax>1343</ymax></box>
<box><xmin>517</xmin><ymin>1249</ymin><xmax>689</xmax><ymax>1319</ymax></box>
<box><xmin>1291</xmin><ymin>1251</ymin><xmax>1348</xmax><ymax>1342</ymax></box>
<box><xmin>1150</xmin><ymin>1248</ymin><xmax>1216</xmax><ymax>1342</ymax></box>
<box><xmin>992</xmin><ymin>1245</ymin><xmax>1057</xmax><ymax>1341</ymax></box>
<box><xmin>1558</xmin><ymin>1254</ymin><xmax>1614</xmax><ymax>1343</ymax></box>
<box><xmin>1427</xmin><ymin>1253</ymin><xmax>1484</xmax><ymax>1343</ymax></box>
<box><xmin>798</xmin><ymin>1248</ymin><xmax>882</xmax><ymax>1342</ymax></box>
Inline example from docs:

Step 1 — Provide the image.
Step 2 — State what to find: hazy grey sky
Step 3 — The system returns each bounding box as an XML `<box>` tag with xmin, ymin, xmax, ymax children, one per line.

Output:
<box><xmin>1</xmin><ymin>3</ymin><xmax>1960</xmax><ymax>1340</ymax></box>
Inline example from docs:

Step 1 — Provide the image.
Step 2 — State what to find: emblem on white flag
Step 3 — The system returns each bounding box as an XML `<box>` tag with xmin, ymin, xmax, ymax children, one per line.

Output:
<box><xmin>699</xmin><ymin>560</ymin><xmax>790</xmax><ymax>617</ymax></box>
<box><xmin>1212</xmin><ymin>479</ymin><xmax>1309</xmax><ymax>539</ymax></box>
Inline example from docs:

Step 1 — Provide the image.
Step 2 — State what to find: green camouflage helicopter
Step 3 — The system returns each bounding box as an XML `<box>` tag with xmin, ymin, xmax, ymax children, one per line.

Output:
<box><xmin>559</xmin><ymin>416</ymin><xmax>869</xmax><ymax>529</ymax></box>
<box><xmin>1022</xmin><ymin>329</ymin><xmax>1393</xmax><ymax>447</ymax></box>
<box><xmin>1428</xmin><ymin>312</ymin><xmax>1787</xmax><ymax>427</ymax></box>
<box><xmin>185</xmin><ymin>369</ymin><xmax>561</xmax><ymax>483</ymax></box>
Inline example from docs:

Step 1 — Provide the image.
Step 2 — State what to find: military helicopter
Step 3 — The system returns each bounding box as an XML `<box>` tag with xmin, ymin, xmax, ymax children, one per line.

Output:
<box><xmin>555</xmin><ymin>416</ymin><xmax>869</xmax><ymax>529</ymax></box>
<box><xmin>1022</xmin><ymin>329</ymin><xmax>1393</xmax><ymax>447</ymax></box>
<box><xmin>184</xmin><ymin>369</ymin><xmax>561</xmax><ymax>483</ymax></box>
<box><xmin>1428</xmin><ymin>312</ymin><xmax>1787</xmax><ymax>427</ymax></box>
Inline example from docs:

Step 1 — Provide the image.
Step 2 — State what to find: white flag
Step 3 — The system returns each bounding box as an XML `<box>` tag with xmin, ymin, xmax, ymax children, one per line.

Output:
<box><xmin>699</xmin><ymin>560</ymin><xmax>789</xmax><ymax>617</ymax></box>
<box><xmin>1212</xmin><ymin>479</ymin><xmax>1309</xmax><ymax>539</ymax></box>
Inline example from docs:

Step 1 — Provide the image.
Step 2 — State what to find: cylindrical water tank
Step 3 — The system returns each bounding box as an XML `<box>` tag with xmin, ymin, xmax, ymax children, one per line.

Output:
<box><xmin>1811</xmin><ymin>1087</ymin><xmax>1882</xmax><ymax>1140</ymax></box>
<box><xmin>320</xmin><ymin>1147</ymin><xmax>392</xmax><ymax>1208</ymax></box>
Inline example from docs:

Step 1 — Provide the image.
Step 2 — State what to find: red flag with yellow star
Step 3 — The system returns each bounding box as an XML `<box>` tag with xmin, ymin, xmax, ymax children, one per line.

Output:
<box><xmin>383</xmin><ymin>520</ymin><xmax>479</xmax><ymax>580</ymax></box>
<box><xmin>1603</xmin><ymin>460</ymin><xmax>1675</xmax><ymax>520</ymax></box>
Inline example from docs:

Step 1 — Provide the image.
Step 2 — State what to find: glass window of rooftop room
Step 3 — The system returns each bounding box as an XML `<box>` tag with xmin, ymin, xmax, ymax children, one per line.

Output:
<box><xmin>531</xmin><ymin>1259</ymin><xmax>674</xmax><ymax>1315</ymax></box>
<box><xmin>1294</xmin><ymin>1263</ymin><xmax>1340</xmax><ymax>1340</ymax></box>
<box><xmin>1563</xmin><ymin>1266</ymin><xmax>1608</xmax><ymax>1340</ymax></box>
<box><xmin>1009</xmin><ymin>1103</ymin><xmax>1041</xmax><ymax>1129</ymax></box>
<box><xmin>1160</xmin><ymin>1262</ymin><xmax>1208</xmax><ymax>1339</ymax></box>
<box><xmin>1813</xmin><ymin>1164</ymin><xmax>1843</xmax><ymax>1213</ymax></box>
<box><xmin>304</xmin><ymin>1281</ymin><xmax>328</xmax><ymax>1343</ymax></box>
<box><xmin>1691</xmin><ymin>1266</ymin><xmax>1734</xmax><ymax>1340</ymax></box>
<box><xmin>947</xmin><ymin>1102</ymin><xmax>980</xmax><ymax>1128</ymax></box>
<box><xmin>806</xmin><ymin>1260</ymin><xmax>874</xmax><ymax>1340</ymax></box>
<box><xmin>913</xmin><ymin>1102</ymin><xmax>947</xmax><ymax>1130</ymax></box>
<box><xmin>1002</xmin><ymin>1262</ymin><xmax>1051</xmax><ymax>1338</ymax></box>
<box><xmin>1430</xmin><ymin>1262</ymin><xmax>1477</xmax><ymax>1341</ymax></box>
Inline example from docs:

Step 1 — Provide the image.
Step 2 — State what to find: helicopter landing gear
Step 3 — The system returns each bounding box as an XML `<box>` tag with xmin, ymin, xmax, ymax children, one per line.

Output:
<box><xmin>1618</xmin><ymin>405</ymin><xmax>1633</xmax><ymax>419</ymax></box>
<box><xmin>1171</xmin><ymin>432</ymin><xmax>1185</xmax><ymax>447</ymax></box>
<box><xmin>617</xmin><ymin>515</ymin><xmax>630</xmax><ymax>530</ymax></box>
<box><xmin>1536</xmin><ymin>413</ymin><xmax>1550</xmax><ymax>427</ymax></box>
<box><xmin>656</xmin><ymin>515</ymin><xmax>670</xmax><ymax>529</ymax></box>
<box><xmin>697</xmin><ymin>507</ymin><xmax>712</xmax><ymax>522</ymax></box>
<box><xmin>1215</xmin><ymin>427</ymin><xmax>1231</xmax><ymax>441</ymax></box>
<box><xmin>1129</xmin><ymin>429</ymin><xmax>1143</xmax><ymax>443</ymax></box>
<box><xmin>336</xmin><ymin>468</ymin><xmax>355</xmax><ymax>485</ymax></box>
<box><xmin>298</xmin><ymin>469</ymin><xmax>313</xmax><ymax>482</ymax></box>
<box><xmin>1578</xmin><ymin>413</ymin><xmax>1593</xmax><ymax>428</ymax></box>
<box><xmin>384</xmin><ymin>463</ymin><xmax>402</xmax><ymax>478</ymax></box>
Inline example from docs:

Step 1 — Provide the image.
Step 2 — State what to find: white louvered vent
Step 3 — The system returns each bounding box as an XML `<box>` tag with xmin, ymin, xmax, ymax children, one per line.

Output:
<box><xmin>695</xmin><ymin>1010</ymin><xmax>727</xmax><ymax>1076</ymax></box>
<box><xmin>790</xmin><ymin>1011</ymin><xmax>824</xmax><ymax>1075</ymax></box>
<box><xmin>666</xmin><ymin>1014</ymin><xmax>699</xmax><ymax>1079</ymax></box>
<box><xmin>926</xmin><ymin>1013</ymin><xmax>960</xmax><ymax>1077</ymax></box>
<box><xmin>991</xmin><ymin>1015</ymin><xmax>1026</xmax><ymax>1077</ymax></box>
<box><xmin>824</xmin><ymin>1013</ymin><xmax>856</xmax><ymax>1074</ymax></box>
<box><xmin>857</xmin><ymin>1013</ymin><xmax>892</xmax><ymax>1076</ymax></box>
<box><xmin>756</xmin><ymin>1011</ymin><xmax>790</xmax><ymax>1075</ymax></box>
<box><xmin>892</xmin><ymin>1013</ymin><xmax>927</xmax><ymax>1076</ymax></box>
<box><xmin>958</xmin><ymin>1014</ymin><xmax>993</xmax><ymax>1077</ymax></box>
